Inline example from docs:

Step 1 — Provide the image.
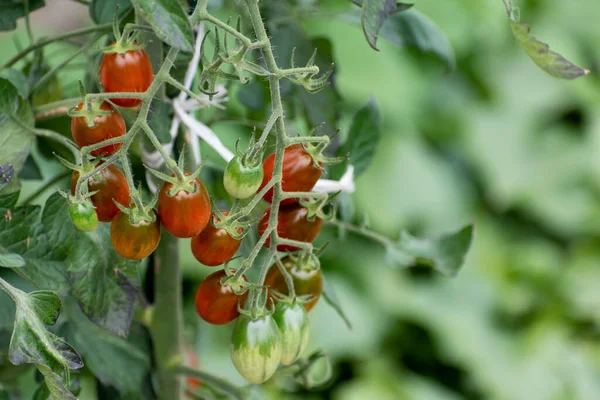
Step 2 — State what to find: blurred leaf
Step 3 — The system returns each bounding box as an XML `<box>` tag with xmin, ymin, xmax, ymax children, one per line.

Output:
<box><xmin>23</xmin><ymin>56</ymin><xmax>62</xmax><ymax>107</ymax></box>
<box><xmin>90</xmin><ymin>0</ymin><xmax>133</xmax><ymax>24</ymax></box>
<box><xmin>504</xmin><ymin>2</ymin><xmax>589</xmax><ymax>79</ymax></box>
<box><xmin>341</xmin><ymin>9</ymin><xmax>455</xmax><ymax>70</ymax></box>
<box><xmin>35</xmin><ymin>365</ymin><xmax>77</xmax><ymax>400</ymax></box>
<box><xmin>359</xmin><ymin>0</ymin><xmax>413</xmax><ymax>50</ymax></box>
<box><xmin>238</xmin><ymin>80</ymin><xmax>266</xmax><ymax>112</ymax></box>
<box><xmin>18</xmin><ymin>154</ymin><xmax>42</xmax><ymax>180</ymax></box>
<box><xmin>0</xmin><ymin>69</ymin><xmax>29</xmax><ymax>98</ymax></box>
<box><xmin>147</xmin><ymin>98</ymin><xmax>172</xmax><ymax>144</ymax></box>
<box><xmin>322</xmin><ymin>275</ymin><xmax>353</xmax><ymax>330</ymax></box>
<box><xmin>62</xmin><ymin>297</ymin><xmax>150</xmax><ymax>396</ymax></box>
<box><xmin>131</xmin><ymin>0</ymin><xmax>193</xmax><ymax>52</ymax></box>
<box><xmin>0</xmin><ymin>248</ymin><xmax>25</xmax><ymax>268</ymax></box>
<box><xmin>336</xmin><ymin>96</ymin><xmax>381</xmax><ymax>178</ymax></box>
<box><xmin>0</xmin><ymin>164</ymin><xmax>14</xmax><ymax>191</ymax></box>
<box><xmin>0</xmin><ymin>0</ymin><xmax>45</xmax><ymax>31</ymax></box>
<box><xmin>386</xmin><ymin>224</ymin><xmax>474</xmax><ymax>276</ymax></box>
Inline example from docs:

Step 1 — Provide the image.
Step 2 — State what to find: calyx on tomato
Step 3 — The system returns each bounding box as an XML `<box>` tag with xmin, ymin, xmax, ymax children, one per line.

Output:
<box><xmin>211</xmin><ymin>208</ymin><xmax>250</xmax><ymax>241</ymax></box>
<box><xmin>223</xmin><ymin>137</ymin><xmax>264</xmax><ymax>199</ymax></box>
<box><xmin>68</xmin><ymin>98</ymin><xmax>113</xmax><ymax>129</ymax></box>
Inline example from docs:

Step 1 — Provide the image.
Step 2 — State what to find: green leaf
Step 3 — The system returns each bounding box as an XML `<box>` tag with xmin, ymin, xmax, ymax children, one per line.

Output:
<box><xmin>504</xmin><ymin>2</ymin><xmax>589</xmax><ymax>79</ymax></box>
<box><xmin>62</xmin><ymin>297</ymin><xmax>150</xmax><ymax>396</ymax></box>
<box><xmin>131</xmin><ymin>0</ymin><xmax>193</xmax><ymax>52</ymax></box>
<box><xmin>336</xmin><ymin>96</ymin><xmax>382</xmax><ymax>178</ymax></box>
<box><xmin>385</xmin><ymin>224</ymin><xmax>474</xmax><ymax>276</ymax></box>
<box><xmin>0</xmin><ymin>79</ymin><xmax>35</xmax><ymax>184</ymax></box>
<box><xmin>0</xmin><ymin>164</ymin><xmax>14</xmax><ymax>191</ymax></box>
<box><xmin>35</xmin><ymin>365</ymin><xmax>77</xmax><ymax>400</ymax></box>
<box><xmin>90</xmin><ymin>0</ymin><xmax>133</xmax><ymax>24</ymax></box>
<box><xmin>360</xmin><ymin>0</ymin><xmax>413</xmax><ymax>50</ymax></box>
<box><xmin>0</xmin><ymin>247</ymin><xmax>25</xmax><ymax>268</ymax></box>
<box><xmin>0</xmin><ymin>0</ymin><xmax>45</xmax><ymax>31</ymax></box>
<box><xmin>322</xmin><ymin>276</ymin><xmax>353</xmax><ymax>331</ymax></box>
<box><xmin>0</xmin><ymin>69</ymin><xmax>29</xmax><ymax>98</ymax></box>
<box><xmin>342</xmin><ymin>9</ymin><xmax>455</xmax><ymax>70</ymax></box>
<box><xmin>18</xmin><ymin>155</ymin><xmax>42</xmax><ymax>180</ymax></box>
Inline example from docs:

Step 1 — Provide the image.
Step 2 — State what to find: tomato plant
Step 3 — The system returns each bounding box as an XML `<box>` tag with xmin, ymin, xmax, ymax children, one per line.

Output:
<box><xmin>110</xmin><ymin>209</ymin><xmax>161</xmax><ymax>260</ymax></box>
<box><xmin>258</xmin><ymin>203</ymin><xmax>323</xmax><ymax>251</ymax></box>
<box><xmin>70</xmin><ymin>100</ymin><xmax>126</xmax><ymax>156</ymax></box>
<box><xmin>273</xmin><ymin>302</ymin><xmax>310</xmax><ymax>366</ymax></box>
<box><xmin>265</xmin><ymin>256</ymin><xmax>323</xmax><ymax>312</ymax></box>
<box><xmin>224</xmin><ymin>154</ymin><xmax>264</xmax><ymax>199</ymax></box>
<box><xmin>68</xmin><ymin>201</ymin><xmax>98</xmax><ymax>232</ymax></box>
<box><xmin>191</xmin><ymin>212</ymin><xmax>242</xmax><ymax>266</ymax></box>
<box><xmin>194</xmin><ymin>270</ymin><xmax>247</xmax><ymax>325</ymax></box>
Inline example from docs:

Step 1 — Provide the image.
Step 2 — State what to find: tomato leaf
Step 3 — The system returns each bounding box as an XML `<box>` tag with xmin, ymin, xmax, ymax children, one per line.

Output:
<box><xmin>0</xmin><ymin>164</ymin><xmax>14</xmax><ymax>191</ymax></box>
<box><xmin>0</xmin><ymin>69</ymin><xmax>29</xmax><ymax>98</ymax></box>
<box><xmin>61</xmin><ymin>297</ymin><xmax>151</xmax><ymax>396</ymax></box>
<box><xmin>336</xmin><ymin>96</ymin><xmax>382</xmax><ymax>179</ymax></box>
<box><xmin>0</xmin><ymin>247</ymin><xmax>25</xmax><ymax>268</ymax></box>
<box><xmin>359</xmin><ymin>0</ymin><xmax>414</xmax><ymax>50</ymax></box>
<box><xmin>90</xmin><ymin>0</ymin><xmax>133</xmax><ymax>24</ymax></box>
<box><xmin>35</xmin><ymin>364</ymin><xmax>78</xmax><ymax>400</ymax></box>
<box><xmin>0</xmin><ymin>0</ymin><xmax>45</xmax><ymax>31</ymax></box>
<box><xmin>148</xmin><ymin>98</ymin><xmax>172</xmax><ymax>144</ymax></box>
<box><xmin>131</xmin><ymin>0</ymin><xmax>194</xmax><ymax>52</ymax></box>
<box><xmin>386</xmin><ymin>224</ymin><xmax>474</xmax><ymax>276</ymax></box>
<box><xmin>19</xmin><ymin>155</ymin><xmax>42</xmax><ymax>180</ymax></box>
<box><xmin>504</xmin><ymin>1</ymin><xmax>589</xmax><ymax>79</ymax></box>
<box><xmin>322</xmin><ymin>276</ymin><xmax>353</xmax><ymax>331</ymax></box>
<box><xmin>342</xmin><ymin>8</ymin><xmax>455</xmax><ymax>71</ymax></box>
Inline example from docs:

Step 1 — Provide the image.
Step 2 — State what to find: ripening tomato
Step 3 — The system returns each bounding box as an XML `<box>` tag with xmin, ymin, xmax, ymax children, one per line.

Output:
<box><xmin>273</xmin><ymin>302</ymin><xmax>309</xmax><ymax>366</ymax></box>
<box><xmin>110</xmin><ymin>210</ymin><xmax>160</xmax><ymax>260</ymax></box>
<box><xmin>259</xmin><ymin>144</ymin><xmax>322</xmax><ymax>205</ymax></box>
<box><xmin>194</xmin><ymin>270</ymin><xmax>247</xmax><ymax>325</ymax></box>
<box><xmin>99</xmin><ymin>46</ymin><xmax>153</xmax><ymax>108</ymax></box>
<box><xmin>231</xmin><ymin>314</ymin><xmax>282</xmax><ymax>384</ymax></box>
<box><xmin>265</xmin><ymin>256</ymin><xmax>323</xmax><ymax>312</ymax></box>
<box><xmin>223</xmin><ymin>155</ymin><xmax>264</xmax><ymax>199</ymax></box>
<box><xmin>69</xmin><ymin>202</ymin><xmax>98</xmax><ymax>232</ymax></box>
<box><xmin>158</xmin><ymin>175</ymin><xmax>210</xmax><ymax>238</ymax></box>
<box><xmin>71</xmin><ymin>100</ymin><xmax>126</xmax><ymax>156</ymax></box>
<box><xmin>191</xmin><ymin>212</ymin><xmax>241</xmax><ymax>266</ymax></box>
<box><xmin>258</xmin><ymin>204</ymin><xmax>323</xmax><ymax>251</ymax></box>
<box><xmin>70</xmin><ymin>164</ymin><xmax>130</xmax><ymax>222</ymax></box>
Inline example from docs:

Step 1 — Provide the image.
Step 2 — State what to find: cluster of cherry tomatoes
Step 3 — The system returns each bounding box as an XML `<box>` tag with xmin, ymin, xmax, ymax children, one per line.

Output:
<box><xmin>67</xmin><ymin>43</ymin><xmax>329</xmax><ymax>384</ymax></box>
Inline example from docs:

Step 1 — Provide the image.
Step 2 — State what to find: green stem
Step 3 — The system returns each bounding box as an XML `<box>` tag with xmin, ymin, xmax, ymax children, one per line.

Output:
<box><xmin>3</xmin><ymin>23</ymin><xmax>112</xmax><ymax>68</ymax></box>
<box><xmin>24</xmin><ymin>0</ymin><xmax>34</xmax><ymax>45</ymax></box>
<box><xmin>198</xmin><ymin>11</ymin><xmax>252</xmax><ymax>47</ymax></box>
<box><xmin>176</xmin><ymin>366</ymin><xmax>244</xmax><ymax>400</ymax></box>
<box><xmin>21</xmin><ymin>170</ymin><xmax>71</xmax><ymax>205</ymax></box>
<box><xmin>325</xmin><ymin>219</ymin><xmax>395</xmax><ymax>248</ymax></box>
<box><xmin>30</xmin><ymin>127</ymin><xmax>81</xmax><ymax>164</ymax></box>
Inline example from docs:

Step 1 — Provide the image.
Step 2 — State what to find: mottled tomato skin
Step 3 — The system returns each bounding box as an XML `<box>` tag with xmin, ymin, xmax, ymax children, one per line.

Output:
<box><xmin>194</xmin><ymin>270</ymin><xmax>247</xmax><ymax>325</ymax></box>
<box><xmin>265</xmin><ymin>256</ymin><xmax>323</xmax><ymax>312</ymax></box>
<box><xmin>99</xmin><ymin>46</ymin><xmax>153</xmax><ymax>108</ymax></box>
<box><xmin>191</xmin><ymin>212</ymin><xmax>241</xmax><ymax>266</ymax></box>
<box><xmin>223</xmin><ymin>155</ymin><xmax>264</xmax><ymax>199</ymax></box>
<box><xmin>68</xmin><ymin>202</ymin><xmax>98</xmax><ymax>232</ymax></box>
<box><xmin>70</xmin><ymin>165</ymin><xmax>130</xmax><ymax>222</ymax></box>
<box><xmin>110</xmin><ymin>210</ymin><xmax>161</xmax><ymax>260</ymax></box>
<box><xmin>259</xmin><ymin>144</ymin><xmax>322</xmax><ymax>205</ymax></box>
<box><xmin>71</xmin><ymin>101</ymin><xmax>126</xmax><ymax>156</ymax></box>
<box><xmin>230</xmin><ymin>314</ymin><xmax>282</xmax><ymax>384</ymax></box>
<box><xmin>273</xmin><ymin>302</ymin><xmax>309</xmax><ymax>366</ymax></box>
<box><xmin>158</xmin><ymin>175</ymin><xmax>210</xmax><ymax>238</ymax></box>
<box><xmin>258</xmin><ymin>204</ymin><xmax>323</xmax><ymax>252</ymax></box>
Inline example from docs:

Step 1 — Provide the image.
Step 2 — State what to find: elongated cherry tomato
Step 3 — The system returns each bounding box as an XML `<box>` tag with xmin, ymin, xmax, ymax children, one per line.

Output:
<box><xmin>71</xmin><ymin>101</ymin><xmax>126</xmax><ymax>156</ymax></box>
<box><xmin>195</xmin><ymin>270</ymin><xmax>246</xmax><ymax>325</ymax></box>
<box><xmin>69</xmin><ymin>202</ymin><xmax>98</xmax><ymax>232</ymax></box>
<box><xmin>231</xmin><ymin>314</ymin><xmax>282</xmax><ymax>384</ymax></box>
<box><xmin>70</xmin><ymin>164</ymin><xmax>130</xmax><ymax>222</ymax></box>
<box><xmin>273</xmin><ymin>302</ymin><xmax>309</xmax><ymax>366</ymax></box>
<box><xmin>99</xmin><ymin>46</ymin><xmax>153</xmax><ymax>108</ymax></box>
<box><xmin>259</xmin><ymin>144</ymin><xmax>322</xmax><ymax>205</ymax></box>
<box><xmin>158</xmin><ymin>174</ymin><xmax>210</xmax><ymax>238</ymax></box>
<box><xmin>258</xmin><ymin>204</ymin><xmax>322</xmax><ymax>251</ymax></box>
<box><xmin>110</xmin><ymin>210</ymin><xmax>160</xmax><ymax>260</ymax></box>
<box><xmin>191</xmin><ymin>212</ymin><xmax>241</xmax><ymax>266</ymax></box>
<box><xmin>224</xmin><ymin>155</ymin><xmax>263</xmax><ymax>199</ymax></box>
<box><xmin>265</xmin><ymin>256</ymin><xmax>323</xmax><ymax>312</ymax></box>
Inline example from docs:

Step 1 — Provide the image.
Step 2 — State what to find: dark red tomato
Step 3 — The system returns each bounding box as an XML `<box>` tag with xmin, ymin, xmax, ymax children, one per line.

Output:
<box><xmin>99</xmin><ymin>46</ymin><xmax>153</xmax><ymax>108</ymax></box>
<box><xmin>258</xmin><ymin>204</ymin><xmax>323</xmax><ymax>252</ymax></box>
<box><xmin>71</xmin><ymin>101</ymin><xmax>126</xmax><ymax>156</ymax></box>
<box><xmin>194</xmin><ymin>270</ymin><xmax>247</xmax><ymax>325</ymax></box>
<box><xmin>157</xmin><ymin>174</ymin><xmax>210</xmax><ymax>238</ymax></box>
<box><xmin>70</xmin><ymin>164</ymin><xmax>130</xmax><ymax>222</ymax></box>
<box><xmin>259</xmin><ymin>144</ymin><xmax>322</xmax><ymax>205</ymax></box>
<box><xmin>191</xmin><ymin>212</ymin><xmax>241</xmax><ymax>266</ymax></box>
<box><xmin>265</xmin><ymin>256</ymin><xmax>322</xmax><ymax>312</ymax></box>
<box><xmin>110</xmin><ymin>210</ymin><xmax>161</xmax><ymax>260</ymax></box>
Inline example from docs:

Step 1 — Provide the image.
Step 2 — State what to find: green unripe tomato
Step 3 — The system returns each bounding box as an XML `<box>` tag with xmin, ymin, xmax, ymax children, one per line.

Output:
<box><xmin>273</xmin><ymin>302</ymin><xmax>310</xmax><ymax>366</ymax></box>
<box><xmin>68</xmin><ymin>202</ymin><xmax>99</xmax><ymax>232</ymax></box>
<box><xmin>231</xmin><ymin>314</ymin><xmax>282</xmax><ymax>384</ymax></box>
<box><xmin>223</xmin><ymin>155</ymin><xmax>263</xmax><ymax>199</ymax></box>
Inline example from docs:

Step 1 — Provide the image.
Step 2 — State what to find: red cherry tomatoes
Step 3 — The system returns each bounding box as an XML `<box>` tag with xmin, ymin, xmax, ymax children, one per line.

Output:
<box><xmin>70</xmin><ymin>164</ymin><xmax>130</xmax><ymax>222</ymax></box>
<box><xmin>259</xmin><ymin>144</ymin><xmax>322</xmax><ymax>205</ymax></box>
<box><xmin>71</xmin><ymin>101</ymin><xmax>126</xmax><ymax>156</ymax></box>
<box><xmin>99</xmin><ymin>46</ymin><xmax>153</xmax><ymax>108</ymax></box>
<box><xmin>265</xmin><ymin>256</ymin><xmax>322</xmax><ymax>312</ymax></box>
<box><xmin>110</xmin><ymin>210</ymin><xmax>161</xmax><ymax>260</ymax></box>
<box><xmin>157</xmin><ymin>175</ymin><xmax>210</xmax><ymax>238</ymax></box>
<box><xmin>191</xmin><ymin>212</ymin><xmax>241</xmax><ymax>266</ymax></box>
<box><xmin>258</xmin><ymin>204</ymin><xmax>323</xmax><ymax>252</ymax></box>
<box><xmin>194</xmin><ymin>270</ymin><xmax>247</xmax><ymax>325</ymax></box>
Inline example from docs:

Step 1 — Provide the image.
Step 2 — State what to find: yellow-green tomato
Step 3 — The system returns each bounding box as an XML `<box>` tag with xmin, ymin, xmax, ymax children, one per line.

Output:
<box><xmin>68</xmin><ymin>202</ymin><xmax>98</xmax><ymax>232</ymax></box>
<box><xmin>273</xmin><ymin>302</ymin><xmax>309</xmax><ymax>366</ymax></box>
<box><xmin>223</xmin><ymin>155</ymin><xmax>263</xmax><ymax>199</ymax></box>
<box><xmin>231</xmin><ymin>314</ymin><xmax>282</xmax><ymax>384</ymax></box>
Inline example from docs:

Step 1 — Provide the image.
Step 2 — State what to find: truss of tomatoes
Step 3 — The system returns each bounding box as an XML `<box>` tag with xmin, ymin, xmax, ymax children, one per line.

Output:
<box><xmin>68</xmin><ymin>47</ymin><xmax>328</xmax><ymax>385</ymax></box>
